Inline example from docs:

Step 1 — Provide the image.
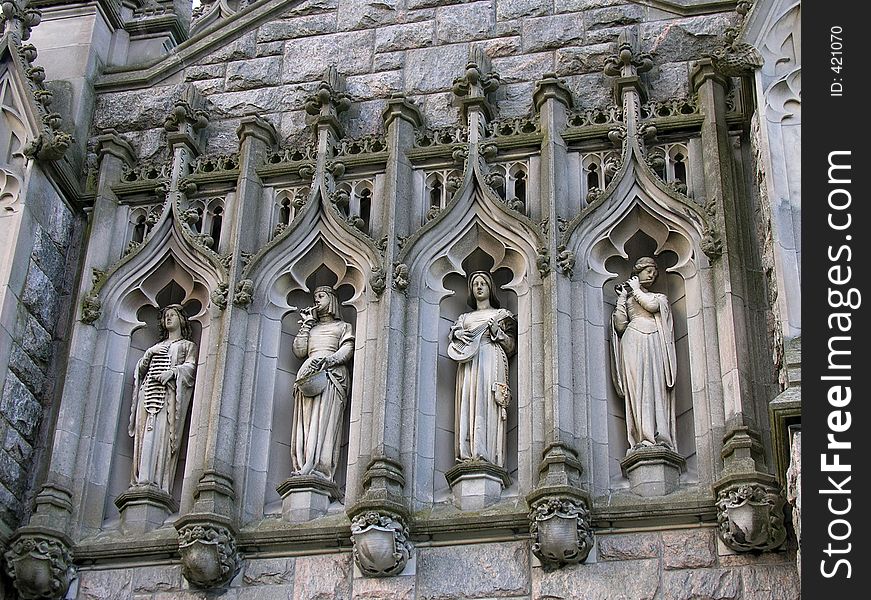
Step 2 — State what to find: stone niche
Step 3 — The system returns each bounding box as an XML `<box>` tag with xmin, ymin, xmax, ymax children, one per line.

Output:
<box><xmin>265</xmin><ymin>265</ymin><xmax>357</xmax><ymax>517</ymax></box>
<box><xmin>603</xmin><ymin>230</ymin><xmax>696</xmax><ymax>492</ymax></box>
<box><xmin>434</xmin><ymin>249</ymin><xmax>519</xmax><ymax>506</ymax></box>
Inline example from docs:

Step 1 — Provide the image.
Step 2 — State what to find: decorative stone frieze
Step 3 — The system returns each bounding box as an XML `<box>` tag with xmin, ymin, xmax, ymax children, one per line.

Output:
<box><xmin>528</xmin><ymin>496</ymin><xmax>594</xmax><ymax>569</ymax></box>
<box><xmin>715</xmin><ymin>482</ymin><xmax>787</xmax><ymax>552</ymax></box>
<box><xmin>4</xmin><ymin>530</ymin><xmax>75</xmax><ymax>600</ymax></box>
<box><xmin>350</xmin><ymin>510</ymin><xmax>413</xmax><ymax>577</ymax></box>
<box><xmin>176</xmin><ymin>520</ymin><xmax>242</xmax><ymax>589</ymax></box>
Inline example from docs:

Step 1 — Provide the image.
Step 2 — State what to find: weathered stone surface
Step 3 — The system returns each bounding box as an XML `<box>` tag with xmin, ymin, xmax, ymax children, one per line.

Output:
<box><xmin>77</xmin><ymin>568</ymin><xmax>134</xmax><ymax>600</ymax></box>
<box><xmin>416</xmin><ymin>91</ymin><xmax>457</xmax><ymax>126</ymax></box>
<box><xmin>257</xmin><ymin>41</ymin><xmax>285</xmax><ymax>57</ymax></box>
<box><xmin>206</xmin><ymin>118</ymin><xmax>246</xmax><ymax>154</ymax></box>
<box><xmin>293</xmin><ymin>553</ymin><xmax>352</xmax><ymax>600</ymax></box>
<box><xmin>257</xmin><ymin>13</ymin><xmax>338</xmax><ymax>43</ymax></box>
<box><xmin>435</xmin><ymin>1</ymin><xmax>494</xmax><ymax>44</ymax></box>
<box><xmin>243</xmin><ymin>557</ymin><xmax>295</xmax><ymax>586</ymax></box>
<box><xmin>473</xmin><ymin>36</ymin><xmax>521</xmax><ymax>58</ymax></box>
<box><xmin>22</xmin><ymin>260</ymin><xmax>60</xmax><ymax>327</ymax></box>
<box><xmin>185</xmin><ymin>64</ymin><xmax>226</xmax><ymax>82</ymax></box>
<box><xmin>122</xmin><ymin>128</ymin><xmax>166</xmax><ymax>161</ymax></box>
<box><xmin>0</xmin><ymin>480</ymin><xmax>21</xmax><ymax>523</ymax></box>
<box><xmin>565</xmin><ymin>72</ymin><xmax>611</xmax><ymax>109</ymax></box>
<box><xmin>497</xmin><ymin>0</ymin><xmax>550</xmax><ymax>20</ymax></box>
<box><xmin>493</xmin><ymin>52</ymin><xmax>554</xmax><ymax>84</ymax></box>
<box><xmin>209</xmin><ymin>86</ymin><xmax>310</xmax><ymax>118</ymax></box>
<box><xmin>498</xmin><ymin>81</ymin><xmax>535</xmax><ymax>116</ymax></box>
<box><xmin>521</xmin><ymin>13</ymin><xmax>584</xmax><ymax>52</ymax></box>
<box><xmin>94</xmin><ymin>85</ymin><xmax>186</xmax><ymax>132</ymax></box>
<box><xmin>741</xmin><ymin>565</ymin><xmax>801</xmax><ymax>600</ymax></box>
<box><xmin>352</xmin><ymin>575</ymin><xmax>414</xmax><ymax>600</ymax></box>
<box><xmin>0</xmin><ymin>449</ymin><xmax>26</xmax><ymax>492</ymax></box>
<box><xmin>373</xmin><ymin>50</ymin><xmax>406</xmax><ymax>71</ymax></box>
<box><xmin>338</xmin><ymin>0</ymin><xmax>401</xmax><ymax>31</ymax></box>
<box><xmin>284</xmin><ymin>0</ymin><xmax>339</xmax><ymax>17</ymax></box>
<box><xmin>586</xmin><ymin>25</ymin><xmax>625</xmax><ymax>45</ymax></box>
<box><xmin>191</xmin><ymin>78</ymin><xmax>227</xmax><ymax>96</ymax></box>
<box><xmin>226</xmin><ymin>57</ymin><xmax>283</xmax><ymax>91</ymax></box>
<box><xmin>555</xmin><ymin>43</ymin><xmax>614</xmax><ymax>76</ymax></box>
<box><xmin>585</xmin><ymin>3</ymin><xmax>646</xmax><ymax>30</ymax></box>
<box><xmin>16</xmin><ymin>311</ymin><xmax>52</xmax><ymax>365</ymax></box>
<box><xmin>346</xmin><ymin>71</ymin><xmax>403</xmax><ymax>100</ymax></box>
<box><xmin>9</xmin><ymin>344</ymin><xmax>45</xmax><ymax>393</ymax></box>
<box><xmin>645</xmin><ymin>61</ymin><xmax>691</xmax><ymax>102</ymax></box>
<box><xmin>405</xmin><ymin>44</ymin><xmax>469</xmax><ymax>93</ymax></box>
<box><xmin>199</xmin><ymin>32</ymin><xmax>257</xmax><ymax>65</ymax></box>
<box><xmin>1</xmin><ymin>372</ymin><xmax>42</xmax><ymax>441</ymax></box>
<box><xmin>662</xmin><ymin>529</ymin><xmax>716</xmax><ymax>570</ymax></box>
<box><xmin>282</xmin><ymin>31</ymin><xmax>374</xmax><ymax>83</ymax></box>
<box><xmin>555</xmin><ymin>0</ymin><xmax>625</xmax><ymax>12</ymax></box>
<box><xmin>375</xmin><ymin>21</ymin><xmax>434</xmax><ymax>53</ymax></box>
<box><xmin>641</xmin><ymin>14</ymin><xmax>733</xmax><ymax>64</ymax></box>
<box><xmin>238</xmin><ymin>586</ymin><xmax>294</xmax><ymax>600</ymax></box>
<box><xmin>2</xmin><ymin>423</ymin><xmax>34</xmax><ymax>465</ymax></box>
<box><xmin>131</xmin><ymin>565</ymin><xmax>183</xmax><ymax>593</ymax></box>
<box><xmin>535</xmin><ymin>558</ymin><xmax>660</xmax><ymax>600</ymax></box>
<box><xmin>408</xmin><ymin>0</ymin><xmax>465</xmax><ymax>9</ymax></box>
<box><xmin>598</xmin><ymin>532</ymin><xmax>660</xmax><ymax>561</ymax></box>
<box><xmin>661</xmin><ymin>569</ymin><xmax>741</xmax><ymax>600</ymax></box>
<box><xmin>417</xmin><ymin>542</ymin><xmax>529</xmax><ymax>599</ymax></box>
<box><xmin>346</xmin><ymin>99</ymin><xmax>389</xmax><ymax>136</ymax></box>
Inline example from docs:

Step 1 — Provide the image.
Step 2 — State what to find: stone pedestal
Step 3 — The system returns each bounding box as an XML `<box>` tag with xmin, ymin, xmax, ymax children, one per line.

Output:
<box><xmin>620</xmin><ymin>446</ymin><xmax>685</xmax><ymax>497</ymax></box>
<box><xmin>277</xmin><ymin>475</ymin><xmax>340</xmax><ymax>523</ymax></box>
<box><xmin>115</xmin><ymin>485</ymin><xmax>178</xmax><ymax>533</ymax></box>
<box><xmin>445</xmin><ymin>461</ymin><xmax>510</xmax><ymax>511</ymax></box>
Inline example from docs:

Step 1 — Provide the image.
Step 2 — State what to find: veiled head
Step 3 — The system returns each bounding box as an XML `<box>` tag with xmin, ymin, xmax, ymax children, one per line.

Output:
<box><xmin>466</xmin><ymin>271</ymin><xmax>501</xmax><ymax>309</ymax></box>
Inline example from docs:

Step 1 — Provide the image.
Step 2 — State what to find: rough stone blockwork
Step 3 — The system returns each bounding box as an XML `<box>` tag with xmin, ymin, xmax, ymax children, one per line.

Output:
<box><xmin>1</xmin><ymin>178</ymin><xmax>81</xmax><ymax>530</ymax></box>
<box><xmin>96</xmin><ymin>0</ymin><xmax>731</xmax><ymax>158</ymax></box>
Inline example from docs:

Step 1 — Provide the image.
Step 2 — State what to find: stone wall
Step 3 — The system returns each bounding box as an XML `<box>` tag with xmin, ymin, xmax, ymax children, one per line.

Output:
<box><xmin>73</xmin><ymin>528</ymin><xmax>800</xmax><ymax>600</ymax></box>
<box><xmin>0</xmin><ymin>167</ymin><xmax>83</xmax><ymax>536</ymax></box>
<box><xmin>93</xmin><ymin>0</ymin><xmax>736</xmax><ymax>159</ymax></box>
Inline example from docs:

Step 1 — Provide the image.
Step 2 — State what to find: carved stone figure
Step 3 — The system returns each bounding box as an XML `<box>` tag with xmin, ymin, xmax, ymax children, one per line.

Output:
<box><xmin>611</xmin><ymin>257</ymin><xmax>677</xmax><ymax>451</ymax></box>
<box><xmin>291</xmin><ymin>286</ymin><xmax>354</xmax><ymax>480</ymax></box>
<box><xmin>448</xmin><ymin>271</ymin><xmax>516</xmax><ymax>467</ymax></box>
<box><xmin>129</xmin><ymin>304</ymin><xmax>197</xmax><ymax>493</ymax></box>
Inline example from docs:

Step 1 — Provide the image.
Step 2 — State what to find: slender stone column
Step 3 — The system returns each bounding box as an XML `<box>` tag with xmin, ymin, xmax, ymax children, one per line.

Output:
<box><xmin>693</xmin><ymin>59</ymin><xmax>785</xmax><ymax>552</ymax></box>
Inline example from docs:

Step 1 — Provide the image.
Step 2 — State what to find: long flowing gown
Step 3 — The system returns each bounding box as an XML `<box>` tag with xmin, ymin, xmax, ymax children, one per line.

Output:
<box><xmin>129</xmin><ymin>338</ymin><xmax>197</xmax><ymax>492</ymax></box>
<box><xmin>291</xmin><ymin>319</ymin><xmax>354</xmax><ymax>480</ymax></box>
<box><xmin>611</xmin><ymin>287</ymin><xmax>677</xmax><ymax>451</ymax></box>
<box><xmin>448</xmin><ymin>307</ymin><xmax>516</xmax><ymax>467</ymax></box>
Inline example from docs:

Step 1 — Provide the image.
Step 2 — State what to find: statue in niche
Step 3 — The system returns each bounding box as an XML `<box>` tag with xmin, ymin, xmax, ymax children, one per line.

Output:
<box><xmin>448</xmin><ymin>271</ymin><xmax>517</xmax><ymax>467</ymax></box>
<box><xmin>611</xmin><ymin>257</ymin><xmax>678</xmax><ymax>452</ymax></box>
<box><xmin>129</xmin><ymin>304</ymin><xmax>197</xmax><ymax>492</ymax></box>
<box><xmin>291</xmin><ymin>286</ymin><xmax>355</xmax><ymax>481</ymax></box>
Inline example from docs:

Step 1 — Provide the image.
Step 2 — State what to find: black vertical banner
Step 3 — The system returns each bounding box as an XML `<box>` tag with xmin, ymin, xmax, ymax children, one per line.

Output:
<box><xmin>803</xmin><ymin>2</ymin><xmax>867</xmax><ymax>596</ymax></box>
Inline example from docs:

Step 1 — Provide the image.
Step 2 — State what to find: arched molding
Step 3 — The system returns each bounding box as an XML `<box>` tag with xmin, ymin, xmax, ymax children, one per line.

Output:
<box><xmin>560</xmin><ymin>140</ymin><xmax>723</xmax><ymax>495</ymax></box>
<box><xmin>243</xmin><ymin>184</ymin><xmax>382</xmax><ymax>293</ymax></box>
<box><xmin>398</xmin><ymin>160</ymin><xmax>545</xmax><ymax>283</ymax></box>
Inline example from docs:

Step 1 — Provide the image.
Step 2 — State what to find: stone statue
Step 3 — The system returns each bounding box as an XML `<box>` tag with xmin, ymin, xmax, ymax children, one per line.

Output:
<box><xmin>611</xmin><ymin>257</ymin><xmax>678</xmax><ymax>451</ymax></box>
<box><xmin>291</xmin><ymin>286</ymin><xmax>354</xmax><ymax>480</ymax></box>
<box><xmin>448</xmin><ymin>271</ymin><xmax>516</xmax><ymax>467</ymax></box>
<box><xmin>129</xmin><ymin>304</ymin><xmax>197</xmax><ymax>492</ymax></box>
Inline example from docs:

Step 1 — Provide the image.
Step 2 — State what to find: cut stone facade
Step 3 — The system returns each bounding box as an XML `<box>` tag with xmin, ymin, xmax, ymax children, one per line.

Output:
<box><xmin>0</xmin><ymin>1</ymin><xmax>800</xmax><ymax>598</ymax></box>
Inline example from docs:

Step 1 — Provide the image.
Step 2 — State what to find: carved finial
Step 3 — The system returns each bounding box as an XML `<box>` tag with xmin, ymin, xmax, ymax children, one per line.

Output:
<box><xmin>304</xmin><ymin>66</ymin><xmax>352</xmax><ymax>118</ymax></box>
<box><xmin>603</xmin><ymin>29</ymin><xmax>653</xmax><ymax>79</ymax></box>
<box><xmin>1</xmin><ymin>1</ymin><xmax>42</xmax><ymax>41</ymax></box>
<box><xmin>452</xmin><ymin>47</ymin><xmax>501</xmax><ymax>100</ymax></box>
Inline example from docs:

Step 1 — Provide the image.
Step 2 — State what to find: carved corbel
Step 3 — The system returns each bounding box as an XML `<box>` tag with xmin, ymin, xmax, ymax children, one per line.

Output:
<box><xmin>4</xmin><ymin>531</ymin><xmax>75</xmax><ymax>600</ymax></box>
<box><xmin>176</xmin><ymin>521</ymin><xmax>242</xmax><ymax>589</ymax></box>
<box><xmin>709</xmin><ymin>27</ymin><xmax>763</xmax><ymax>77</ymax></box>
<box><xmin>232</xmin><ymin>279</ymin><xmax>254</xmax><ymax>308</ymax></box>
<box><xmin>716</xmin><ymin>482</ymin><xmax>787</xmax><ymax>552</ymax></box>
<box><xmin>528</xmin><ymin>496</ymin><xmax>594</xmax><ymax>569</ymax></box>
<box><xmin>350</xmin><ymin>510</ymin><xmax>413</xmax><ymax>577</ymax></box>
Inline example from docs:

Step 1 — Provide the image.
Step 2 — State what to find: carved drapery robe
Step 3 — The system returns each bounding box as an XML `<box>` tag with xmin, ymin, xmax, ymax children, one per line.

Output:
<box><xmin>291</xmin><ymin>319</ymin><xmax>354</xmax><ymax>480</ymax></box>
<box><xmin>611</xmin><ymin>287</ymin><xmax>677</xmax><ymax>451</ymax></box>
<box><xmin>449</xmin><ymin>307</ymin><xmax>516</xmax><ymax>467</ymax></box>
<box><xmin>129</xmin><ymin>338</ymin><xmax>197</xmax><ymax>492</ymax></box>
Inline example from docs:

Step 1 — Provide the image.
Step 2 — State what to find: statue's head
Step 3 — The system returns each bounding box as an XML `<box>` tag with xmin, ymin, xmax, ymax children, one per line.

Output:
<box><xmin>159</xmin><ymin>304</ymin><xmax>192</xmax><ymax>340</ymax></box>
<box><xmin>313</xmin><ymin>285</ymin><xmax>342</xmax><ymax>319</ymax></box>
<box><xmin>466</xmin><ymin>271</ymin><xmax>501</xmax><ymax>309</ymax></box>
<box><xmin>631</xmin><ymin>256</ymin><xmax>659</xmax><ymax>286</ymax></box>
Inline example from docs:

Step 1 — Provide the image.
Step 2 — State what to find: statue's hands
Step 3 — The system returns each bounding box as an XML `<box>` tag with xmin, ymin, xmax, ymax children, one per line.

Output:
<box><xmin>627</xmin><ymin>276</ymin><xmax>641</xmax><ymax>292</ymax></box>
<box><xmin>454</xmin><ymin>329</ymin><xmax>473</xmax><ymax>344</ymax></box>
<box><xmin>488</xmin><ymin>317</ymin><xmax>501</xmax><ymax>337</ymax></box>
<box><xmin>157</xmin><ymin>369</ymin><xmax>175</xmax><ymax>385</ymax></box>
<box><xmin>321</xmin><ymin>354</ymin><xmax>337</xmax><ymax>369</ymax></box>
